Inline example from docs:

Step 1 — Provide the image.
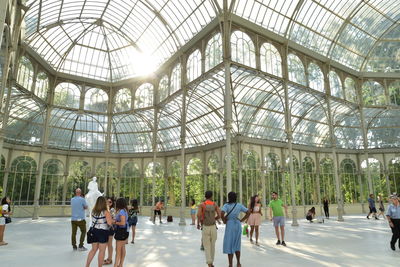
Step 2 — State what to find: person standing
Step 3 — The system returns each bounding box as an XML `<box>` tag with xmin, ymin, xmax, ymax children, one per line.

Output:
<box><xmin>113</xmin><ymin>198</ymin><xmax>129</xmax><ymax>267</ymax></box>
<box><xmin>247</xmin><ymin>195</ymin><xmax>262</xmax><ymax>245</ymax></box>
<box><xmin>367</xmin><ymin>194</ymin><xmax>378</xmax><ymax>220</ymax></box>
<box><xmin>190</xmin><ymin>199</ymin><xmax>197</xmax><ymax>225</ymax></box>
<box><xmin>269</xmin><ymin>192</ymin><xmax>288</xmax><ymax>246</ymax></box>
<box><xmin>197</xmin><ymin>191</ymin><xmax>221</xmax><ymax>267</ymax></box>
<box><xmin>221</xmin><ymin>192</ymin><xmax>250</xmax><ymax>267</ymax></box>
<box><xmin>153</xmin><ymin>200</ymin><xmax>164</xmax><ymax>224</ymax></box>
<box><xmin>71</xmin><ymin>188</ymin><xmax>88</xmax><ymax>251</ymax></box>
<box><xmin>0</xmin><ymin>196</ymin><xmax>12</xmax><ymax>246</ymax></box>
<box><xmin>128</xmin><ymin>199</ymin><xmax>140</xmax><ymax>244</ymax></box>
<box><xmin>85</xmin><ymin>196</ymin><xmax>113</xmax><ymax>267</ymax></box>
<box><xmin>323</xmin><ymin>197</ymin><xmax>329</xmax><ymax>219</ymax></box>
<box><xmin>104</xmin><ymin>197</ymin><xmax>115</xmax><ymax>265</ymax></box>
<box><xmin>377</xmin><ymin>195</ymin><xmax>386</xmax><ymax>219</ymax></box>
<box><xmin>386</xmin><ymin>195</ymin><xmax>400</xmax><ymax>251</ymax></box>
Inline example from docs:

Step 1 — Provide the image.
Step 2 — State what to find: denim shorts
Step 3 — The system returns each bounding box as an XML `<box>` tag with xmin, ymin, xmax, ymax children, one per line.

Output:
<box><xmin>273</xmin><ymin>216</ymin><xmax>285</xmax><ymax>227</ymax></box>
<box><xmin>0</xmin><ymin>217</ymin><xmax>5</xmax><ymax>225</ymax></box>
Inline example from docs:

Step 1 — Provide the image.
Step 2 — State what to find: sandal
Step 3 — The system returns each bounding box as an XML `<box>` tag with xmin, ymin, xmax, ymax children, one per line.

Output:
<box><xmin>103</xmin><ymin>259</ymin><xmax>112</xmax><ymax>265</ymax></box>
<box><xmin>0</xmin><ymin>242</ymin><xmax>8</xmax><ymax>246</ymax></box>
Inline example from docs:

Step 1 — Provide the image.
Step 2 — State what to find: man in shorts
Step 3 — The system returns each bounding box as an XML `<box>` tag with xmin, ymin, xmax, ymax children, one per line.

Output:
<box><xmin>153</xmin><ymin>200</ymin><xmax>164</xmax><ymax>224</ymax></box>
<box><xmin>269</xmin><ymin>192</ymin><xmax>288</xmax><ymax>246</ymax></box>
<box><xmin>367</xmin><ymin>194</ymin><xmax>378</xmax><ymax>220</ymax></box>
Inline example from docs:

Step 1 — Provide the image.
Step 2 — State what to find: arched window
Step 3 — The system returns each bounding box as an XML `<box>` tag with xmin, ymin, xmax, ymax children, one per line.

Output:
<box><xmin>362</xmin><ymin>81</ymin><xmax>385</xmax><ymax>105</ymax></box>
<box><xmin>144</xmin><ymin>162</ymin><xmax>164</xmax><ymax>206</ymax></box>
<box><xmin>206</xmin><ymin>155</ymin><xmax>220</xmax><ymax>205</ymax></box>
<box><xmin>67</xmin><ymin>160</ymin><xmax>91</xmax><ymax>202</ymax></box>
<box><xmin>17</xmin><ymin>56</ymin><xmax>34</xmax><ymax>90</ymax></box>
<box><xmin>361</xmin><ymin>158</ymin><xmax>385</xmax><ymax>197</ymax></box>
<box><xmin>344</xmin><ymin>77</ymin><xmax>357</xmax><ymax>103</ymax></box>
<box><xmin>84</xmin><ymin>88</ymin><xmax>109</xmax><ymax>112</ymax></box>
<box><xmin>7</xmin><ymin>156</ymin><xmax>37</xmax><ymax>205</ymax></box>
<box><xmin>340</xmin><ymin>159</ymin><xmax>359</xmax><ymax>203</ymax></box>
<box><xmin>265</xmin><ymin>153</ymin><xmax>281</xmax><ymax>198</ymax></box>
<box><xmin>168</xmin><ymin>160</ymin><xmax>182</xmax><ymax>206</ymax></box>
<box><xmin>205</xmin><ymin>33</ymin><xmax>222</xmax><ymax>71</ymax></box>
<box><xmin>287</xmin><ymin>54</ymin><xmax>306</xmax><ymax>86</ymax></box>
<box><xmin>114</xmin><ymin>88</ymin><xmax>132</xmax><ymax>112</ymax></box>
<box><xmin>187</xmin><ymin>49</ymin><xmax>202</xmax><ymax>82</ymax></box>
<box><xmin>388</xmin><ymin>157</ymin><xmax>400</xmax><ymax>194</ymax></box>
<box><xmin>243</xmin><ymin>151</ymin><xmax>261</xmax><ymax>206</ymax></box>
<box><xmin>54</xmin><ymin>82</ymin><xmax>81</xmax><ymax>108</ymax></box>
<box><xmin>231</xmin><ymin>31</ymin><xmax>256</xmax><ymax>68</ymax></box>
<box><xmin>96</xmin><ymin>162</ymin><xmax>118</xmax><ymax>196</ymax></box>
<box><xmin>186</xmin><ymin>158</ymin><xmax>203</xmax><ymax>205</ymax></box>
<box><xmin>303</xmin><ymin>157</ymin><xmax>316</xmax><ymax>205</ymax></box>
<box><xmin>135</xmin><ymin>83</ymin><xmax>154</xmax><ymax>109</ymax></box>
<box><xmin>158</xmin><ymin>75</ymin><xmax>169</xmax><ymax>102</ymax></box>
<box><xmin>40</xmin><ymin>159</ymin><xmax>64</xmax><ymax>205</ymax></box>
<box><xmin>320</xmin><ymin>158</ymin><xmax>335</xmax><ymax>204</ymax></box>
<box><xmin>329</xmin><ymin>71</ymin><xmax>343</xmax><ymax>98</ymax></box>
<box><xmin>121</xmin><ymin>161</ymin><xmax>141</xmax><ymax>204</ymax></box>
<box><xmin>35</xmin><ymin>72</ymin><xmax>49</xmax><ymax>99</ymax></box>
<box><xmin>389</xmin><ymin>81</ymin><xmax>400</xmax><ymax>106</ymax></box>
<box><xmin>170</xmin><ymin>64</ymin><xmax>181</xmax><ymax>95</ymax></box>
<box><xmin>308</xmin><ymin>63</ymin><xmax>324</xmax><ymax>92</ymax></box>
<box><xmin>285</xmin><ymin>155</ymin><xmax>300</xmax><ymax>205</ymax></box>
<box><xmin>260</xmin><ymin>43</ymin><xmax>282</xmax><ymax>77</ymax></box>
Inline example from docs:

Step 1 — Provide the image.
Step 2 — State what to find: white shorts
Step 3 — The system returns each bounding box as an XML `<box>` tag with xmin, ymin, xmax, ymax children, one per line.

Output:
<box><xmin>0</xmin><ymin>217</ymin><xmax>5</xmax><ymax>225</ymax></box>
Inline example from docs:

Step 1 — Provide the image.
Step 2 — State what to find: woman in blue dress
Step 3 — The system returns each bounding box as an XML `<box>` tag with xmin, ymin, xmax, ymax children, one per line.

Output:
<box><xmin>221</xmin><ymin>192</ymin><xmax>250</xmax><ymax>267</ymax></box>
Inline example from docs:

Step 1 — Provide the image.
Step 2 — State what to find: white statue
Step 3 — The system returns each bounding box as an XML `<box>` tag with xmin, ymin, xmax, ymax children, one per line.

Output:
<box><xmin>85</xmin><ymin>177</ymin><xmax>103</xmax><ymax>223</ymax></box>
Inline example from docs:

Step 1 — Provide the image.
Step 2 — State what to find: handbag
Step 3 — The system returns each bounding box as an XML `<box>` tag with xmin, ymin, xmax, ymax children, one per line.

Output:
<box><xmin>242</xmin><ymin>224</ymin><xmax>248</xmax><ymax>236</ymax></box>
<box><xmin>114</xmin><ymin>227</ymin><xmax>129</xmax><ymax>240</ymax></box>
<box><xmin>86</xmin><ymin>218</ymin><xmax>98</xmax><ymax>244</ymax></box>
<box><xmin>223</xmin><ymin>203</ymin><xmax>237</xmax><ymax>224</ymax></box>
<box><xmin>5</xmin><ymin>217</ymin><xmax>11</xmax><ymax>224</ymax></box>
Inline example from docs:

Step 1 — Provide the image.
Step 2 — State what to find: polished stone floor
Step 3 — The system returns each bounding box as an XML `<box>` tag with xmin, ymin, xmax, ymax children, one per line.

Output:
<box><xmin>1</xmin><ymin>215</ymin><xmax>397</xmax><ymax>267</ymax></box>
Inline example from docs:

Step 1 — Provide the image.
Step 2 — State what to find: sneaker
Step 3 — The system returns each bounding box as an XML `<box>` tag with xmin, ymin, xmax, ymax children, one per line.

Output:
<box><xmin>160</xmin><ymin>221</ymin><xmax>163</xmax><ymax>224</ymax></box>
<box><xmin>276</xmin><ymin>240</ymin><xmax>281</xmax><ymax>245</ymax></box>
<box><xmin>375</xmin><ymin>217</ymin><xmax>379</xmax><ymax>220</ymax></box>
<box><xmin>78</xmin><ymin>246</ymin><xmax>88</xmax><ymax>251</ymax></box>
<box><xmin>200</xmin><ymin>245</ymin><xmax>204</xmax><ymax>251</ymax></box>
<box><xmin>131</xmin><ymin>240</ymin><xmax>135</xmax><ymax>244</ymax></box>
<box><xmin>390</xmin><ymin>242</ymin><xmax>395</xmax><ymax>251</ymax></box>
<box><xmin>281</xmin><ymin>241</ymin><xmax>286</xmax><ymax>247</ymax></box>
<box><xmin>367</xmin><ymin>216</ymin><xmax>369</xmax><ymax>219</ymax></box>
<box><xmin>73</xmin><ymin>247</ymin><xmax>77</xmax><ymax>251</ymax></box>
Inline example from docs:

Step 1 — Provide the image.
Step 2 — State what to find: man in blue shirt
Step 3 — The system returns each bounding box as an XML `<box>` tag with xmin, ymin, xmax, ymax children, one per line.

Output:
<box><xmin>367</xmin><ymin>194</ymin><xmax>378</xmax><ymax>220</ymax></box>
<box><xmin>71</xmin><ymin>188</ymin><xmax>88</xmax><ymax>251</ymax></box>
<box><xmin>386</xmin><ymin>194</ymin><xmax>400</xmax><ymax>251</ymax></box>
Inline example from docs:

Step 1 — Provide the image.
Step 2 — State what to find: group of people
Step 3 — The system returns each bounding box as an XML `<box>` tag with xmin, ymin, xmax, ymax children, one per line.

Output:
<box><xmin>196</xmin><ymin>191</ymin><xmax>288</xmax><ymax>267</ymax></box>
<box><xmin>70</xmin><ymin>188</ymin><xmax>139</xmax><ymax>267</ymax></box>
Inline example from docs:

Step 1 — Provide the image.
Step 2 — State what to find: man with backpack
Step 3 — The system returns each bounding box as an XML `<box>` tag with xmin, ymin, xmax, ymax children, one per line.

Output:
<box><xmin>197</xmin><ymin>191</ymin><xmax>221</xmax><ymax>267</ymax></box>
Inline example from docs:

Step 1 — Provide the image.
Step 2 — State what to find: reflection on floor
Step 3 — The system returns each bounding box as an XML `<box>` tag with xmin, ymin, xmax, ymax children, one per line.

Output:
<box><xmin>1</xmin><ymin>215</ymin><xmax>397</xmax><ymax>267</ymax></box>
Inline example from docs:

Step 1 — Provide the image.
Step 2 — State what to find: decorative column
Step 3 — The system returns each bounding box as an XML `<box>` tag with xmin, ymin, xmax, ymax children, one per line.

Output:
<box><xmin>222</xmin><ymin>0</ymin><xmax>233</xmax><ymax>195</ymax></box>
<box><xmin>219</xmin><ymin>167</ymin><xmax>224</xmax><ymax>206</ymax></box>
<box><xmin>139</xmin><ymin>158</ymin><xmax>144</xmax><ymax>207</ymax></box>
<box><xmin>1</xmin><ymin>149</ymin><xmax>12</xmax><ymax>198</ymax></box>
<box><xmin>315</xmin><ymin>152</ymin><xmax>323</xmax><ymax>217</ymax></box>
<box><xmin>356</xmin><ymin>153</ymin><xmax>366</xmax><ymax>213</ymax></box>
<box><xmin>260</xmin><ymin>146</ymin><xmax>267</xmax><ymax>219</ymax></box>
<box><xmin>179</xmin><ymin>57</ymin><xmax>187</xmax><ymax>226</ymax></box>
<box><xmin>237</xmin><ymin>141</ymin><xmax>243</xmax><ymax>203</ymax></box>
<box><xmin>32</xmin><ymin>152</ymin><xmax>45</xmax><ymax>219</ymax></box>
<box><xmin>61</xmin><ymin>156</ymin><xmax>70</xmax><ymax>205</ymax></box>
<box><xmin>287</xmin><ymin>134</ymin><xmax>299</xmax><ymax>226</ymax></box>
<box><xmin>382</xmin><ymin>153</ymin><xmax>391</xmax><ymax>198</ymax></box>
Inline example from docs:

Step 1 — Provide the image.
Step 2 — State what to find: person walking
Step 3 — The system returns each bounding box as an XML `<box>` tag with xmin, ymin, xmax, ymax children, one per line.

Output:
<box><xmin>269</xmin><ymin>192</ymin><xmax>288</xmax><ymax>246</ymax></box>
<box><xmin>377</xmin><ymin>195</ymin><xmax>386</xmax><ymax>219</ymax></box>
<box><xmin>104</xmin><ymin>197</ymin><xmax>115</xmax><ymax>265</ymax></box>
<box><xmin>128</xmin><ymin>199</ymin><xmax>139</xmax><ymax>244</ymax></box>
<box><xmin>197</xmin><ymin>191</ymin><xmax>221</xmax><ymax>267</ymax></box>
<box><xmin>323</xmin><ymin>197</ymin><xmax>329</xmax><ymax>219</ymax></box>
<box><xmin>386</xmin><ymin>194</ymin><xmax>400</xmax><ymax>251</ymax></box>
<box><xmin>190</xmin><ymin>199</ymin><xmax>197</xmax><ymax>225</ymax></box>
<box><xmin>0</xmin><ymin>196</ymin><xmax>12</xmax><ymax>246</ymax></box>
<box><xmin>71</xmin><ymin>188</ymin><xmax>88</xmax><ymax>251</ymax></box>
<box><xmin>113</xmin><ymin>198</ymin><xmax>129</xmax><ymax>267</ymax></box>
<box><xmin>221</xmin><ymin>192</ymin><xmax>250</xmax><ymax>267</ymax></box>
<box><xmin>247</xmin><ymin>195</ymin><xmax>262</xmax><ymax>245</ymax></box>
<box><xmin>153</xmin><ymin>200</ymin><xmax>164</xmax><ymax>224</ymax></box>
<box><xmin>85</xmin><ymin>196</ymin><xmax>113</xmax><ymax>267</ymax></box>
<box><xmin>367</xmin><ymin>194</ymin><xmax>378</xmax><ymax>220</ymax></box>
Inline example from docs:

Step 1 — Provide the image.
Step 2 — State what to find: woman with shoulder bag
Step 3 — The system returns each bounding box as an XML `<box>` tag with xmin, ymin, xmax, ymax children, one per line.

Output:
<box><xmin>85</xmin><ymin>196</ymin><xmax>113</xmax><ymax>267</ymax></box>
<box><xmin>128</xmin><ymin>199</ymin><xmax>139</xmax><ymax>244</ymax></box>
<box><xmin>114</xmin><ymin>198</ymin><xmax>129</xmax><ymax>267</ymax></box>
<box><xmin>221</xmin><ymin>192</ymin><xmax>250</xmax><ymax>267</ymax></box>
<box><xmin>0</xmin><ymin>196</ymin><xmax>12</xmax><ymax>246</ymax></box>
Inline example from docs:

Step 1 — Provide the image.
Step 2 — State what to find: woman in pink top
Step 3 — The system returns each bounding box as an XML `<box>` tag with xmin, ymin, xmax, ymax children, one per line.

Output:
<box><xmin>247</xmin><ymin>195</ymin><xmax>262</xmax><ymax>245</ymax></box>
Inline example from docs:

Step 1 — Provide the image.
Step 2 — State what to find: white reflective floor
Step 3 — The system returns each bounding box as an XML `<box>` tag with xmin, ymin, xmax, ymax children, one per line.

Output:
<box><xmin>1</xmin><ymin>215</ymin><xmax>398</xmax><ymax>267</ymax></box>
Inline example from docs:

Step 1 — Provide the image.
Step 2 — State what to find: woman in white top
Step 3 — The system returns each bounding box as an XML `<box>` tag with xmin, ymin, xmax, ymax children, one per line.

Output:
<box><xmin>0</xmin><ymin>196</ymin><xmax>12</xmax><ymax>246</ymax></box>
<box><xmin>85</xmin><ymin>196</ymin><xmax>113</xmax><ymax>267</ymax></box>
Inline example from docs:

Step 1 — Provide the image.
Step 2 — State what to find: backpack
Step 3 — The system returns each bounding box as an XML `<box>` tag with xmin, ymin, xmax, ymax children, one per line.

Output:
<box><xmin>202</xmin><ymin>200</ymin><xmax>217</xmax><ymax>226</ymax></box>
